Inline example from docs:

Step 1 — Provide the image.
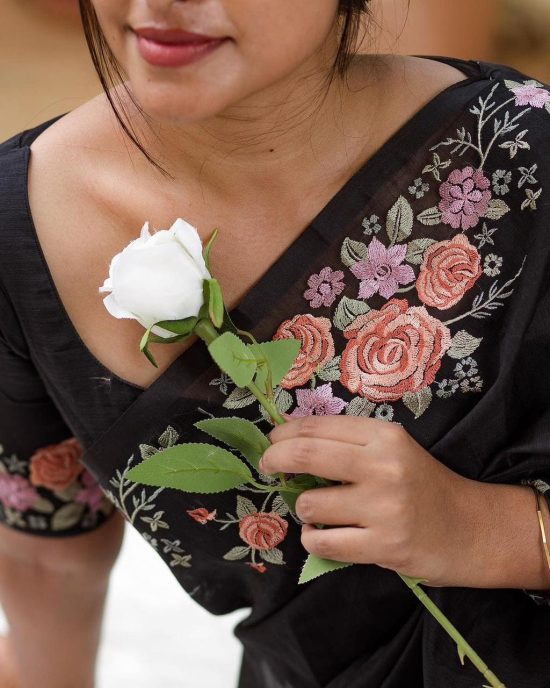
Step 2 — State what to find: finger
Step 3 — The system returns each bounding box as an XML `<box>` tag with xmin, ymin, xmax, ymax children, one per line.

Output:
<box><xmin>260</xmin><ymin>437</ymin><xmax>366</xmax><ymax>482</ymax></box>
<box><xmin>295</xmin><ymin>484</ymin><xmax>364</xmax><ymax>526</ymax></box>
<box><xmin>301</xmin><ymin>524</ymin><xmax>387</xmax><ymax>566</ymax></box>
<box><xmin>269</xmin><ymin>413</ymin><xmax>392</xmax><ymax>447</ymax></box>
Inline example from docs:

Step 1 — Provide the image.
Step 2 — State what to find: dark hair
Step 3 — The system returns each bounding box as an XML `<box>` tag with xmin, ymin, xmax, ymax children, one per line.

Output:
<box><xmin>78</xmin><ymin>0</ymin><xmax>372</xmax><ymax>175</ymax></box>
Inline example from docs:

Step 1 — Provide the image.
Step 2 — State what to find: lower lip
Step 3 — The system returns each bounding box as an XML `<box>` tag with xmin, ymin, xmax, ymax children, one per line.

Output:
<box><xmin>136</xmin><ymin>34</ymin><xmax>227</xmax><ymax>68</ymax></box>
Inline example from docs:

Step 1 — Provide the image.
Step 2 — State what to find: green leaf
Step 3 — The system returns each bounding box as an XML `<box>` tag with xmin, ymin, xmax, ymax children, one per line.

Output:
<box><xmin>402</xmin><ymin>386</ymin><xmax>433</xmax><ymax>419</ymax></box>
<box><xmin>193</xmin><ymin>416</ymin><xmax>271</xmax><ymax>472</ymax></box>
<box><xmin>125</xmin><ymin>442</ymin><xmax>253</xmax><ymax>494</ymax></box>
<box><xmin>153</xmin><ymin>317</ymin><xmax>198</xmax><ymax>336</ymax></box>
<box><xmin>386</xmin><ymin>196</ymin><xmax>414</xmax><ymax>244</ymax></box>
<box><xmin>202</xmin><ymin>227</ymin><xmax>219</xmax><ymax>273</ymax></box>
<box><xmin>208</xmin><ymin>332</ymin><xmax>258</xmax><ymax>388</ymax></box>
<box><xmin>298</xmin><ymin>553</ymin><xmax>354</xmax><ymax>584</ymax></box>
<box><xmin>147</xmin><ymin>333</ymin><xmax>189</xmax><ymax>345</ymax></box>
<box><xmin>139</xmin><ymin>326</ymin><xmax>158</xmax><ymax>368</ymax></box>
<box><xmin>405</xmin><ymin>238</ymin><xmax>437</xmax><ymax>265</ymax></box>
<box><xmin>248</xmin><ymin>339</ymin><xmax>301</xmax><ymax>393</ymax></box>
<box><xmin>278</xmin><ymin>474</ymin><xmax>325</xmax><ymax>514</ymax></box>
<box><xmin>207</xmin><ymin>278</ymin><xmax>225</xmax><ymax>328</ymax></box>
<box><xmin>340</xmin><ymin>237</ymin><xmax>369</xmax><ymax>267</ymax></box>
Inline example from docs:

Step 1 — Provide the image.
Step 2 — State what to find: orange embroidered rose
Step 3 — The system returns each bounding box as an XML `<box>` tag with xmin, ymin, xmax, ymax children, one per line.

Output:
<box><xmin>29</xmin><ymin>437</ymin><xmax>85</xmax><ymax>491</ymax></box>
<box><xmin>416</xmin><ymin>234</ymin><xmax>482</xmax><ymax>310</ymax></box>
<box><xmin>340</xmin><ymin>299</ymin><xmax>452</xmax><ymax>402</ymax></box>
<box><xmin>273</xmin><ymin>314</ymin><xmax>334</xmax><ymax>389</ymax></box>
<box><xmin>239</xmin><ymin>512</ymin><xmax>289</xmax><ymax>551</ymax></box>
<box><xmin>186</xmin><ymin>507</ymin><xmax>217</xmax><ymax>524</ymax></box>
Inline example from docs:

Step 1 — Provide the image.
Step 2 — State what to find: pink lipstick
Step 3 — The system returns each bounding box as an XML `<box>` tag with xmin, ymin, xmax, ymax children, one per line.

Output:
<box><xmin>134</xmin><ymin>27</ymin><xmax>228</xmax><ymax>68</ymax></box>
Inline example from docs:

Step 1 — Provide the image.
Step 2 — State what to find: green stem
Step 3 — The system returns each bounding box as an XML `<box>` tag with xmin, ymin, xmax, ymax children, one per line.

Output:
<box><xmin>398</xmin><ymin>574</ymin><xmax>506</xmax><ymax>688</ymax></box>
<box><xmin>249</xmin><ymin>480</ymin><xmax>302</xmax><ymax>494</ymax></box>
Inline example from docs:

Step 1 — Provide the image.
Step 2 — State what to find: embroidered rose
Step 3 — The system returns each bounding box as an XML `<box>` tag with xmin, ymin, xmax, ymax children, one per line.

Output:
<box><xmin>186</xmin><ymin>507</ymin><xmax>217</xmax><ymax>524</ymax></box>
<box><xmin>416</xmin><ymin>234</ymin><xmax>482</xmax><ymax>310</ymax></box>
<box><xmin>289</xmin><ymin>382</ymin><xmax>347</xmax><ymax>417</ymax></box>
<box><xmin>438</xmin><ymin>166</ymin><xmax>491</xmax><ymax>230</ymax></box>
<box><xmin>350</xmin><ymin>237</ymin><xmax>415</xmax><ymax>300</ymax></box>
<box><xmin>303</xmin><ymin>267</ymin><xmax>345</xmax><ymax>308</ymax></box>
<box><xmin>340</xmin><ymin>299</ymin><xmax>452</xmax><ymax>402</ymax></box>
<box><xmin>0</xmin><ymin>473</ymin><xmax>40</xmax><ymax>511</ymax></box>
<box><xmin>29</xmin><ymin>438</ymin><xmax>85</xmax><ymax>491</ymax></box>
<box><xmin>246</xmin><ymin>562</ymin><xmax>267</xmax><ymax>574</ymax></box>
<box><xmin>99</xmin><ymin>218</ymin><xmax>211</xmax><ymax>338</ymax></box>
<box><xmin>238</xmin><ymin>512</ymin><xmax>288</xmax><ymax>550</ymax></box>
<box><xmin>511</xmin><ymin>84</ymin><xmax>550</xmax><ymax>109</ymax></box>
<box><xmin>75</xmin><ymin>470</ymin><xmax>107</xmax><ymax>514</ymax></box>
<box><xmin>273</xmin><ymin>314</ymin><xmax>334</xmax><ymax>389</ymax></box>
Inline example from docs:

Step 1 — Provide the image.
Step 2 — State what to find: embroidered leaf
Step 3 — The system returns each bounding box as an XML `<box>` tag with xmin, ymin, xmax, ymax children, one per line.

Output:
<box><xmin>53</xmin><ymin>482</ymin><xmax>82</xmax><ymax>502</ymax></box>
<box><xmin>260</xmin><ymin>547</ymin><xmax>285</xmax><ymax>565</ymax></box>
<box><xmin>235</xmin><ymin>495</ymin><xmax>258</xmax><ymax>519</ymax></box>
<box><xmin>139</xmin><ymin>444</ymin><xmax>158</xmax><ymax>459</ymax></box>
<box><xmin>545</xmin><ymin>102</ymin><xmax>550</xmax><ymax>116</ymax></box>
<box><xmin>223</xmin><ymin>386</ymin><xmax>257</xmax><ymax>410</ymax></box>
<box><xmin>405</xmin><ymin>238</ymin><xmax>437</xmax><ymax>265</ymax></box>
<box><xmin>272</xmin><ymin>494</ymin><xmax>290</xmax><ymax>517</ymax></box>
<box><xmin>316</xmin><ymin>355</ymin><xmax>342</xmax><ymax>382</ymax></box>
<box><xmin>447</xmin><ymin>330</ymin><xmax>483</xmax><ymax>359</ymax></box>
<box><xmin>248</xmin><ymin>339</ymin><xmax>301</xmax><ymax>393</ymax></box>
<box><xmin>503</xmin><ymin>79</ymin><xmax>522</xmax><ymax>90</ymax></box>
<box><xmin>416</xmin><ymin>206</ymin><xmax>442</xmax><ymax>226</ymax></box>
<box><xmin>340</xmin><ymin>237</ymin><xmax>369</xmax><ymax>267</ymax></box>
<box><xmin>402</xmin><ymin>387</ymin><xmax>433</xmax><ymax>419</ymax></box>
<box><xmin>32</xmin><ymin>497</ymin><xmax>55</xmax><ymax>514</ymax></box>
<box><xmin>259</xmin><ymin>387</ymin><xmax>294</xmax><ymax>424</ymax></box>
<box><xmin>157</xmin><ymin>425</ymin><xmax>180</xmax><ymax>449</ymax></box>
<box><xmin>386</xmin><ymin>196</ymin><xmax>414</xmax><ymax>244</ymax></box>
<box><xmin>345</xmin><ymin>397</ymin><xmax>376</xmax><ymax>417</ymax></box>
<box><xmin>194</xmin><ymin>416</ymin><xmax>271</xmax><ymax>472</ymax></box>
<box><xmin>223</xmin><ymin>546</ymin><xmax>250</xmax><ymax>561</ymax></box>
<box><xmin>483</xmin><ymin>199</ymin><xmax>510</xmax><ymax>220</ymax></box>
<box><xmin>207</xmin><ymin>278</ymin><xmax>225</xmax><ymax>328</ymax></box>
<box><xmin>51</xmin><ymin>502</ymin><xmax>86</xmax><ymax>531</ymax></box>
<box><xmin>298</xmin><ymin>553</ymin><xmax>353</xmax><ymax>584</ymax></box>
<box><xmin>333</xmin><ymin>296</ymin><xmax>370</xmax><ymax>331</ymax></box>
<box><xmin>208</xmin><ymin>332</ymin><xmax>258</xmax><ymax>388</ymax></box>
<box><xmin>125</xmin><ymin>443</ymin><xmax>253</xmax><ymax>494</ymax></box>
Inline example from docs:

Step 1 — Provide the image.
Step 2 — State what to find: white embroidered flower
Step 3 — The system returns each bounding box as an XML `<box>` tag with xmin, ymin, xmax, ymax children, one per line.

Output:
<box><xmin>374</xmin><ymin>404</ymin><xmax>394</xmax><ymax>422</ymax></box>
<box><xmin>454</xmin><ymin>357</ymin><xmax>478</xmax><ymax>380</ymax></box>
<box><xmin>361</xmin><ymin>214</ymin><xmax>381</xmax><ymax>235</ymax></box>
<box><xmin>408</xmin><ymin>177</ymin><xmax>430</xmax><ymax>199</ymax></box>
<box><xmin>483</xmin><ymin>253</ymin><xmax>503</xmax><ymax>277</ymax></box>
<box><xmin>459</xmin><ymin>375</ymin><xmax>483</xmax><ymax>393</ymax></box>
<box><xmin>491</xmin><ymin>169</ymin><xmax>511</xmax><ymax>196</ymax></box>
<box><xmin>99</xmin><ymin>218</ymin><xmax>211</xmax><ymax>338</ymax></box>
<box><xmin>435</xmin><ymin>379</ymin><xmax>459</xmax><ymax>399</ymax></box>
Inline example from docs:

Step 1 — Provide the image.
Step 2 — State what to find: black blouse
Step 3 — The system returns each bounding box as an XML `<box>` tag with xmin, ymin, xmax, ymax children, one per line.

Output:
<box><xmin>0</xmin><ymin>55</ymin><xmax>549</xmax><ymax>687</ymax></box>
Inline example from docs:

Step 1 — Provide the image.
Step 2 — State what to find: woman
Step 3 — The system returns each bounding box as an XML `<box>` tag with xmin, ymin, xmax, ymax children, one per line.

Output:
<box><xmin>0</xmin><ymin>1</ymin><xmax>549</xmax><ymax>687</ymax></box>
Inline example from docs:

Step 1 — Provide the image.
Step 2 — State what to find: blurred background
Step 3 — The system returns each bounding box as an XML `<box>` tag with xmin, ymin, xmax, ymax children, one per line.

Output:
<box><xmin>1</xmin><ymin>1</ymin><xmax>549</xmax><ymax>686</ymax></box>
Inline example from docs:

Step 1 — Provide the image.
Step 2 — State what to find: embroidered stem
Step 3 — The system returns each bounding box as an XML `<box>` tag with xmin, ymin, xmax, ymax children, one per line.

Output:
<box><xmin>398</xmin><ymin>573</ymin><xmax>506</xmax><ymax>687</ymax></box>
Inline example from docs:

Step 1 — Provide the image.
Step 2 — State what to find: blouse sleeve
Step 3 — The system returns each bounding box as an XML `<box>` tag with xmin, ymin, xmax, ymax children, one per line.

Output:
<box><xmin>0</xmin><ymin>282</ymin><xmax>114</xmax><ymax>536</ymax></box>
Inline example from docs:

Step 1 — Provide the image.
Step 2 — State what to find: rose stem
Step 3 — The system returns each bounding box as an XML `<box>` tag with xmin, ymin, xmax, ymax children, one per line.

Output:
<box><xmin>398</xmin><ymin>573</ymin><xmax>505</xmax><ymax>687</ymax></box>
<box><xmin>194</xmin><ymin>318</ymin><xmax>288</xmax><ymax>488</ymax></box>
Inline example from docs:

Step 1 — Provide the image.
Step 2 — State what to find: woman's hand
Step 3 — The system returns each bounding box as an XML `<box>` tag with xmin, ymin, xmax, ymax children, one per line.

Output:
<box><xmin>259</xmin><ymin>414</ymin><xmax>486</xmax><ymax>587</ymax></box>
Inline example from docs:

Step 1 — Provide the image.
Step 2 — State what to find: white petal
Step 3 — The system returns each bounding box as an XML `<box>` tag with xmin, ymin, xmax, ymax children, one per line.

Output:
<box><xmin>172</xmin><ymin>218</ymin><xmax>211</xmax><ymax>279</ymax></box>
<box><xmin>102</xmin><ymin>293</ymin><xmax>136</xmax><ymax>320</ymax></box>
<box><xmin>98</xmin><ymin>276</ymin><xmax>113</xmax><ymax>293</ymax></box>
<box><xmin>140</xmin><ymin>221</ymin><xmax>151</xmax><ymax>241</ymax></box>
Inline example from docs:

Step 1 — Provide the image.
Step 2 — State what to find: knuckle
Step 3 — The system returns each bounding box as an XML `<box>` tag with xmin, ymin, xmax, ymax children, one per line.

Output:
<box><xmin>295</xmin><ymin>494</ymin><xmax>312</xmax><ymax>521</ymax></box>
<box><xmin>297</xmin><ymin>415</ymin><xmax>322</xmax><ymax>438</ymax></box>
<box><xmin>293</xmin><ymin>438</ymin><xmax>313</xmax><ymax>472</ymax></box>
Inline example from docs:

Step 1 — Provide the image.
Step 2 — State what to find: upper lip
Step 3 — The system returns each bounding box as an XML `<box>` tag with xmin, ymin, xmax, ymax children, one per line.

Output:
<box><xmin>133</xmin><ymin>27</ymin><xmax>224</xmax><ymax>44</ymax></box>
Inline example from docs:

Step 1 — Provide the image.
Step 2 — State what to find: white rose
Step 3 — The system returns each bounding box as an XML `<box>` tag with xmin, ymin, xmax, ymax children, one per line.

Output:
<box><xmin>99</xmin><ymin>218</ymin><xmax>211</xmax><ymax>338</ymax></box>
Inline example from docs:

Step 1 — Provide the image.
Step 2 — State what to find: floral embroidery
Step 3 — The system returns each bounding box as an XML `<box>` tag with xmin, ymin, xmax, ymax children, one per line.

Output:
<box><xmin>272</xmin><ymin>314</ymin><xmax>334</xmax><ymax>389</ymax></box>
<box><xmin>416</xmin><ymin>234</ymin><xmax>482</xmax><ymax>310</ymax></box>
<box><xmin>438</xmin><ymin>166</ymin><xmax>492</xmax><ymax>230</ymax></box>
<box><xmin>288</xmin><ymin>382</ymin><xmax>347</xmax><ymax>417</ymax></box>
<box><xmin>0</xmin><ymin>472</ymin><xmax>40</xmax><ymax>511</ymax></box>
<box><xmin>349</xmin><ymin>237</ymin><xmax>415</xmax><ymax>300</ymax></box>
<box><xmin>483</xmin><ymin>254</ymin><xmax>503</xmax><ymax>277</ymax></box>
<box><xmin>408</xmin><ymin>177</ymin><xmax>430</xmax><ymax>199</ymax></box>
<box><xmin>239</xmin><ymin>511</ymin><xmax>288</xmax><ymax>550</ymax></box>
<box><xmin>187</xmin><ymin>507</ymin><xmax>217</xmax><ymax>524</ymax></box>
<box><xmin>361</xmin><ymin>214</ymin><xmax>381</xmax><ymax>235</ymax></box>
<box><xmin>29</xmin><ymin>437</ymin><xmax>84</xmax><ymax>491</ymax></box>
<box><xmin>492</xmin><ymin>169</ymin><xmax>512</xmax><ymax>196</ymax></box>
<box><xmin>303</xmin><ymin>267</ymin><xmax>345</xmax><ymax>308</ymax></box>
<box><xmin>510</xmin><ymin>84</ymin><xmax>550</xmax><ymax>108</ymax></box>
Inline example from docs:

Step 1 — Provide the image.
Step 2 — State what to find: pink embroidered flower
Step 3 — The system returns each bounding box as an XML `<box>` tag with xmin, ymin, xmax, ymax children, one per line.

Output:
<box><xmin>75</xmin><ymin>470</ymin><xmax>105</xmax><ymax>513</ymax></box>
<box><xmin>289</xmin><ymin>382</ymin><xmax>347</xmax><ymax>417</ymax></box>
<box><xmin>29</xmin><ymin>437</ymin><xmax>85</xmax><ymax>491</ymax></box>
<box><xmin>511</xmin><ymin>84</ymin><xmax>550</xmax><ymax>108</ymax></box>
<box><xmin>350</xmin><ymin>237</ymin><xmax>415</xmax><ymax>299</ymax></box>
<box><xmin>438</xmin><ymin>166</ymin><xmax>491</xmax><ymax>230</ymax></box>
<box><xmin>273</xmin><ymin>314</ymin><xmax>334</xmax><ymax>389</ymax></box>
<box><xmin>0</xmin><ymin>473</ymin><xmax>40</xmax><ymax>511</ymax></box>
<box><xmin>303</xmin><ymin>267</ymin><xmax>345</xmax><ymax>308</ymax></box>
<box><xmin>246</xmin><ymin>562</ymin><xmax>267</xmax><ymax>574</ymax></box>
<box><xmin>416</xmin><ymin>234</ymin><xmax>482</xmax><ymax>310</ymax></box>
<box><xmin>340</xmin><ymin>299</ymin><xmax>452</xmax><ymax>402</ymax></box>
<box><xmin>239</xmin><ymin>512</ymin><xmax>288</xmax><ymax>550</ymax></box>
<box><xmin>187</xmin><ymin>507</ymin><xmax>217</xmax><ymax>524</ymax></box>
